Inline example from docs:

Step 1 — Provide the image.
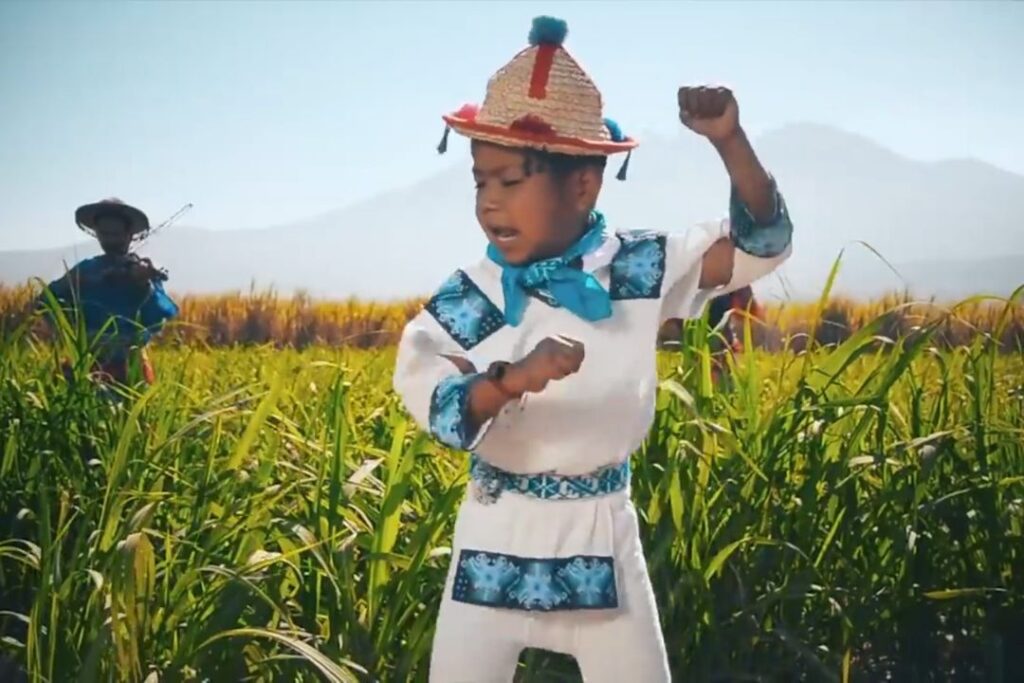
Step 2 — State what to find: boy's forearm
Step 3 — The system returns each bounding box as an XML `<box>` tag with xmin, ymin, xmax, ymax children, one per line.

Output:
<box><xmin>714</xmin><ymin>129</ymin><xmax>776</xmax><ymax>223</ymax></box>
<box><xmin>466</xmin><ymin>358</ymin><xmax>536</xmax><ymax>426</ymax></box>
<box><xmin>466</xmin><ymin>378</ymin><xmax>515</xmax><ymax>431</ymax></box>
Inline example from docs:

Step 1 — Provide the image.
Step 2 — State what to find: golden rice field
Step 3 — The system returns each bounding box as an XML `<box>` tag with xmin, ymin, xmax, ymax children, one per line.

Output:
<box><xmin>2</xmin><ymin>283</ymin><xmax>1023</xmax><ymax>350</ymax></box>
<box><xmin>0</xmin><ymin>283</ymin><xmax>1022</xmax><ymax>681</ymax></box>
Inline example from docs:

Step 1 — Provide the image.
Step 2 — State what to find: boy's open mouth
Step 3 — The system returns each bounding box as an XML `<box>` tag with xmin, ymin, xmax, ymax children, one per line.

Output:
<box><xmin>489</xmin><ymin>226</ymin><xmax>520</xmax><ymax>244</ymax></box>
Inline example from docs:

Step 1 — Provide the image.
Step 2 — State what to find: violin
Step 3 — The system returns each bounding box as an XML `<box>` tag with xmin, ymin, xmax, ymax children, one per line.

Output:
<box><xmin>99</xmin><ymin>254</ymin><xmax>169</xmax><ymax>286</ymax></box>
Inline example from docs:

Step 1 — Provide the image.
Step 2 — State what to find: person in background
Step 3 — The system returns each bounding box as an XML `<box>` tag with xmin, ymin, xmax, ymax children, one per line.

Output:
<box><xmin>40</xmin><ymin>198</ymin><xmax>178</xmax><ymax>386</ymax></box>
<box><xmin>706</xmin><ymin>284</ymin><xmax>764</xmax><ymax>383</ymax></box>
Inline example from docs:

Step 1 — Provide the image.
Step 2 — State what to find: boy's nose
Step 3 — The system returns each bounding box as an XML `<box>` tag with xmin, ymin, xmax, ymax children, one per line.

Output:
<box><xmin>478</xmin><ymin>189</ymin><xmax>501</xmax><ymax>213</ymax></box>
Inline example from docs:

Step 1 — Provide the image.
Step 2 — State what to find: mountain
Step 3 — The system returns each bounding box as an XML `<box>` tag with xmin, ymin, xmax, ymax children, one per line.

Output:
<box><xmin>2</xmin><ymin>123</ymin><xmax>1022</xmax><ymax>302</ymax></box>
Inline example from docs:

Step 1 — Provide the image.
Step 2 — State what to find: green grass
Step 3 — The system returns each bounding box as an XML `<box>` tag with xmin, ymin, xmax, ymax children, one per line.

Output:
<box><xmin>0</xmin><ymin>292</ymin><xmax>1022</xmax><ymax>682</ymax></box>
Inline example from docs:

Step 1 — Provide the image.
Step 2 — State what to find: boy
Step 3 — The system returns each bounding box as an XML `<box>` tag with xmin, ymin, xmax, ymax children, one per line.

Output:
<box><xmin>395</xmin><ymin>17</ymin><xmax>792</xmax><ymax>682</ymax></box>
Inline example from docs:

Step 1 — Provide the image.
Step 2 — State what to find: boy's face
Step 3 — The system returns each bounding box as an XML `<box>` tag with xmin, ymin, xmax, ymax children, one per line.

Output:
<box><xmin>471</xmin><ymin>141</ymin><xmax>601</xmax><ymax>265</ymax></box>
<box><xmin>94</xmin><ymin>214</ymin><xmax>132</xmax><ymax>255</ymax></box>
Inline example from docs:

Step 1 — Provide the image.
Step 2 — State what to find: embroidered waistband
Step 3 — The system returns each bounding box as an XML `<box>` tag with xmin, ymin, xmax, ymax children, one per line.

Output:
<box><xmin>469</xmin><ymin>454</ymin><xmax>630</xmax><ymax>504</ymax></box>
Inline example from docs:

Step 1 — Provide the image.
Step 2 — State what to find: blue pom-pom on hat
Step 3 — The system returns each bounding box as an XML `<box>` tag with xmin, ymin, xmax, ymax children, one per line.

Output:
<box><xmin>528</xmin><ymin>16</ymin><xmax>568</xmax><ymax>46</ymax></box>
<box><xmin>604</xmin><ymin>118</ymin><xmax>625</xmax><ymax>143</ymax></box>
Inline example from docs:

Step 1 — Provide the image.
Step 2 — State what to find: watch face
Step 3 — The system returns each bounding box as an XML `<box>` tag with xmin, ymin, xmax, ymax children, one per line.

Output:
<box><xmin>488</xmin><ymin>361</ymin><xmax>508</xmax><ymax>381</ymax></box>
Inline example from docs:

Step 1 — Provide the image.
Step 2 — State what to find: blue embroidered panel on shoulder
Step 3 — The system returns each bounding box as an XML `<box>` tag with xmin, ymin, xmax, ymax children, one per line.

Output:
<box><xmin>452</xmin><ymin>549</ymin><xmax>618</xmax><ymax>611</ymax></box>
<box><xmin>426</xmin><ymin>270</ymin><xmax>506</xmax><ymax>350</ymax></box>
<box><xmin>609</xmin><ymin>230</ymin><xmax>667</xmax><ymax>300</ymax></box>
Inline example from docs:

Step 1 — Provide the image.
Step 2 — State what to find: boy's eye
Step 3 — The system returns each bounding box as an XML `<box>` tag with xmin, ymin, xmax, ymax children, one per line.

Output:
<box><xmin>474</xmin><ymin>174</ymin><xmax>523</xmax><ymax>190</ymax></box>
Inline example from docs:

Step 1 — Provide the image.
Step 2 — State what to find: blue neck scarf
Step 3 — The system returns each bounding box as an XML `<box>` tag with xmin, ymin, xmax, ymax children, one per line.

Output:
<box><xmin>487</xmin><ymin>211</ymin><xmax>612</xmax><ymax>327</ymax></box>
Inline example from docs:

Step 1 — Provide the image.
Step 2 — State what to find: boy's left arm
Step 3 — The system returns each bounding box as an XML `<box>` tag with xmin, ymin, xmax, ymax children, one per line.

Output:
<box><xmin>679</xmin><ymin>86</ymin><xmax>793</xmax><ymax>289</ymax></box>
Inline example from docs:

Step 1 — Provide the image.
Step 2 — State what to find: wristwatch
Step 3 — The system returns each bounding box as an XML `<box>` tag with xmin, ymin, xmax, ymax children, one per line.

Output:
<box><xmin>485</xmin><ymin>361</ymin><xmax>517</xmax><ymax>397</ymax></box>
<box><xmin>486</xmin><ymin>360</ymin><xmax>510</xmax><ymax>382</ymax></box>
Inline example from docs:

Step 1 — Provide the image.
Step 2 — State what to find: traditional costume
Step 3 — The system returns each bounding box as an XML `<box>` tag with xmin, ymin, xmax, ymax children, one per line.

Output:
<box><xmin>394</xmin><ymin>17</ymin><xmax>792</xmax><ymax>682</ymax></box>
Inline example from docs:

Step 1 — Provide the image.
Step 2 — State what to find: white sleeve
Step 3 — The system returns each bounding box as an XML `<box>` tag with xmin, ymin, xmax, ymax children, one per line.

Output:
<box><xmin>393</xmin><ymin>309</ymin><xmax>491</xmax><ymax>451</ymax></box>
<box><xmin>660</xmin><ymin>181</ymin><xmax>793</xmax><ymax>322</ymax></box>
<box><xmin>659</xmin><ymin>220</ymin><xmax>727</xmax><ymax>323</ymax></box>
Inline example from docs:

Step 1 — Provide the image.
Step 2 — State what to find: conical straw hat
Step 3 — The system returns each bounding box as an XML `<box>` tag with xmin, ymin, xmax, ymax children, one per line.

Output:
<box><xmin>440</xmin><ymin>16</ymin><xmax>636</xmax><ymax>157</ymax></box>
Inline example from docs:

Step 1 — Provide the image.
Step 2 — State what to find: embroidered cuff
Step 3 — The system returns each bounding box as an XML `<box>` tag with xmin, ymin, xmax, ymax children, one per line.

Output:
<box><xmin>429</xmin><ymin>373</ymin><xmax>487</xmax><ymax>450</ymax></box>
<box><xmin>729</xmin><ymin>177</ymin><xmax>793</xmax><ymax>258</ymax></box>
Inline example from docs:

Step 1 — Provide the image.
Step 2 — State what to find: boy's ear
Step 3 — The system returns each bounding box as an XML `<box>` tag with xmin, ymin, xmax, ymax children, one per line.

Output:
<box><xmin>574</xmin><ymin>166</ymin><xmax>604</xmax><ymax>212</ymax></box>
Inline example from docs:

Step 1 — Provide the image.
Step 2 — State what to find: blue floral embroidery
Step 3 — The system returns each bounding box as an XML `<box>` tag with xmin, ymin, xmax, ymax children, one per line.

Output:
<box><xmin>509</xmin><ymin>561</ymin><xmax>570</xmax><ymax>610</ymax></box>
<box><xmin>452</xmin><ymin>550</ymin><xmax>618</xmax><ymax>611</ymax></box>
<box><xmin>559</xmin><ymin>556</ymin><xmax>617</xmax><ymax>608</ymax></box>
<box><xmin>426</xmin><ymin>270</ymin><xmax>505</xmax><ymax>350</ymax></box>
<box><xmin>469</xmin><ymin>454</ymin><xmax>630</xmax><ymax>504</ymax></box>
<box><xmin>609</xmin><ymin>230</ymin><xmax>667</xmax><ymax>300</ymax></box>
<box><xmin>729</xmin><ymin>179</ymin><xmax>793</xmax><ymax>258</ymax></box>
<box><xmin>454</xmin><ymin>552</ymin><xmax>522</xmax><ymax>604</ymax></box>
<box><xmin>428</xmin><ymin>374</ymin><xmax>481</xmax><ymax>450</ymax></box>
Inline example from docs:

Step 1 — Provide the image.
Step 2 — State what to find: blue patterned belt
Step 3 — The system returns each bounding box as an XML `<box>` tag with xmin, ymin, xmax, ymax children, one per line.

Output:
<box><xmin>469</xmin><ymin>454</ymin><xmax>630</xmax><ymax>504</ymax></box>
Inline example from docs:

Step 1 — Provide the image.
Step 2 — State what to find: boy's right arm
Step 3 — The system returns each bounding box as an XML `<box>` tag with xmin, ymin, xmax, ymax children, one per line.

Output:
<box><xmin>394</xmin><ymin>309</ymin><xmax>507</xmax><ymax>452</ymax></box>
<box><xmin>465</xmin><ymin>335</ymin><xmax>584</xmax><ymax>426</ymax></box>
<box><xmin>394</xmin><ymin>312</ymin><xmax>584</xmax><ymax>451</ymax></box>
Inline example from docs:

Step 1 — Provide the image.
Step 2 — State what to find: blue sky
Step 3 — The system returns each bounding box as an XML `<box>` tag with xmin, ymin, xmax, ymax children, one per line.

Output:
<box><xmin>1</xmin><ymin>0</ymin><xmax>1021</xmax><ymax>250</ymax></box>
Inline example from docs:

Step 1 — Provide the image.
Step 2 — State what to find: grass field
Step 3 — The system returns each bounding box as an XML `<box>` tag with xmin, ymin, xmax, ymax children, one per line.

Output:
<box><xmin>0</xmin><ymin>286</ymin><xmax>1022</xmax><ymax>681</ymax></box>
<box><xmin>3</xmin><ymin>282</ymin><xmax>1023</xmax><ymax>350</ymax></box>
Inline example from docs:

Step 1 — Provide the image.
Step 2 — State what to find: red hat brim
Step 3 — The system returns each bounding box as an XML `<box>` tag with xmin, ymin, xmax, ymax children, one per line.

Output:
<box><xmin>444</xmin><ymin>113</ymin><xmax>637</xmax><ymax>157</ymax></box>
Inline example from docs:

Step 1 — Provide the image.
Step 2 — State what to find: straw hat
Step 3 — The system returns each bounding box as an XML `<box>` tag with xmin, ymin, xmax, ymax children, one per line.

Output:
<box><xmin>438</xmin><ymin>16</ymin><xmax>637</xmax><ymax>161</ymax></box>
<box><xmin>75</xmin><ymin>198</ymin><xmax>150</xmax><ymax>238</ymax></box>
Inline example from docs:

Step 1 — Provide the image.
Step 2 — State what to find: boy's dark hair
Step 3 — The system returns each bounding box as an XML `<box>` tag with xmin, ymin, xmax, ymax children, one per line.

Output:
<box><xmin>523</xmin><ymin>149</ymin><xmax>607</xmax><ymax>179</ymax></box>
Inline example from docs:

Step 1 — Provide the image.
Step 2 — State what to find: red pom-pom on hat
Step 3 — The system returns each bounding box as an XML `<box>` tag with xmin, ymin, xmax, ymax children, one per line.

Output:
<box><xmin>454</xmin><ymin>103</ymin><xmax>480</xmax><ymax>121</ymax></box>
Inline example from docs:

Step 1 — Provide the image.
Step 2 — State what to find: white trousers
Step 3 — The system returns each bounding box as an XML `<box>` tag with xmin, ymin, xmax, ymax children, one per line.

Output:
<box><xmin>428</xmin><ymin>491</ymin><xmax>671</xmax><ymax>682</ymax></box>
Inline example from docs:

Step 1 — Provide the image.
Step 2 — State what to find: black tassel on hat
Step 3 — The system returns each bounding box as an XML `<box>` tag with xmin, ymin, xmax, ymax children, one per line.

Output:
<box><xmin>616</xmin><ymin>149</ymin><xmax>632</xmax><ymax>181</ymax></box>
<box><xmin>437</xmin><ymin>126</ymin><xmax>451</xmax><ymax>155</ymax></box>
<box><xmin>603</xmin><ymin>117</ymin><xmax>632</xmax><ymax>181</ymax></box>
